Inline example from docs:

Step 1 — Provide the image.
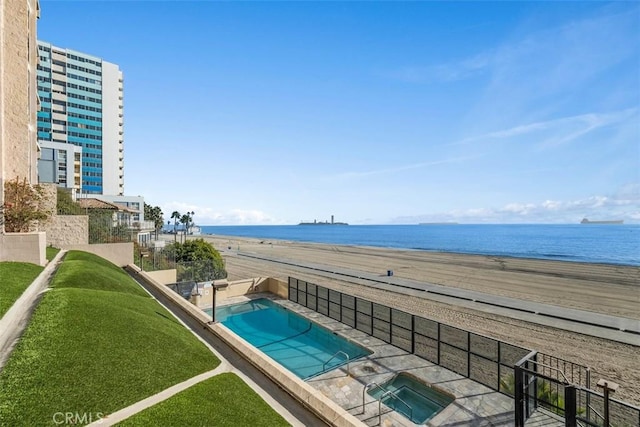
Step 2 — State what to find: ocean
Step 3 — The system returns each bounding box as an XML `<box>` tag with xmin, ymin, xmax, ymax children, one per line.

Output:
<box><xmin>199</xmin><ymin>224</ymin><xmax>640</xmax><ymax>267</ymax></box>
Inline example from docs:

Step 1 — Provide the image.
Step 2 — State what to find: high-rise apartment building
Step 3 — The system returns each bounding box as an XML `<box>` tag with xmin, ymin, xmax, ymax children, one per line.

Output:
<box><xmin>36</xmin><ymin>41</ymin><xmax>124</xmax><ymax>195</ymax></box>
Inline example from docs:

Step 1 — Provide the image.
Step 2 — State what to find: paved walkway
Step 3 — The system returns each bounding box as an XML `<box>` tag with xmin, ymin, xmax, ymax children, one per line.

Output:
<box><xmin>236</xmin><ymin>252</ymin><xmax>640</xmax><ymax>346</ymax></box>
<box><xmin>89</xmin><ymin>365</ymin><xmax>230</xmax><ymax>426</ymax></box>
<box><xmin>0</xmin><ymin>249</ymin><xmax>67</xmax><ymax>370</ymax></box>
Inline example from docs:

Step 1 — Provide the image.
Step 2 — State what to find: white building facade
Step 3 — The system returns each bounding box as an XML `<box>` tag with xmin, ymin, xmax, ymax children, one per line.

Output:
<box><xmin>36</xmin><ymin>41</ymin><xmax>124</xmax><ymax>195</ymax></box>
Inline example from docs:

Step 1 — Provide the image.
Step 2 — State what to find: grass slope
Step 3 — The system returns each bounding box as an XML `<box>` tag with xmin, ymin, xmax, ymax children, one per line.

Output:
<box><xmin>0</xmin><ymin>251</ymin><xmax>219</xmax><ymax>426</ymax></box>
<box><xmin>51</xmin><ymin>251</ymin><xmax>148</xmax><ymax>297</ymax></box>
<box><xmin>0</xmin><ymin>262</ymin><xmax>43</xmax><ymax>318</ymax></box>
<box><xmin>46</xmin><ymin>246</ymin><xmax>60</xmax><ymax>261</ymax></box>
<box><xmin>118</xmin><ymin>373</ymin><xmax>290</xmax><ymax>427</ymax></box>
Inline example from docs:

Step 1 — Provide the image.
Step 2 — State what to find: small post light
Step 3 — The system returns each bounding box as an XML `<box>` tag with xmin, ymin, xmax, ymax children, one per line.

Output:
<box><xmin>596</xmin><ymin>378</ymin><xmax>619</xmax><ymax>427</ymax></box>
<box><xmin>211</xmin><ymin>284</ymin><xmax>217</xmax><ymax>323</ymax></box>
<box><xmin>209</xmin><ymin>281</ymin><xmax>228</xmax><ymax>324</ymax></box>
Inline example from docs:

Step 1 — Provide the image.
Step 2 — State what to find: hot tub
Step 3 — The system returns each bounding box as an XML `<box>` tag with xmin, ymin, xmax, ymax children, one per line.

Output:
<box><xmin>367</xmin><ymin>372</ymin><xmax>455</xmax><ymax>424</ymax></box>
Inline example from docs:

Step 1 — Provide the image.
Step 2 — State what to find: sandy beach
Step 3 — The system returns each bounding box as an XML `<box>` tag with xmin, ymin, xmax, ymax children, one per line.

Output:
<box><xmin>195</xmin><ymin>234</ymin><xmax>640</xmax><ymax>405</ymax></box>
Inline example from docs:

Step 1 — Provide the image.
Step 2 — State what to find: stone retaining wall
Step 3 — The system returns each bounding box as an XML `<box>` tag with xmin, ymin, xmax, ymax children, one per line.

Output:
<box><xmin>43</xmin><ymin>215</ymin><xmax>89</xmax><ymax>247</ymax></box>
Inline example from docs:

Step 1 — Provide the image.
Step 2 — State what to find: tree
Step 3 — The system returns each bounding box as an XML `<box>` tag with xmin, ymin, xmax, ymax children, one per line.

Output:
<box><xmin>170</xmin><ymin>211</ymin><xmax>180</xmax><ymax>242</ymax></box>
<box><xmin>56</xmin><ymin>188</ymin><xmax>83</xmax><ymax>215</ymax></box>
<box><xmin>168</xmin><ymin>238</ymin><xmax>226</xmax><ymax>281</ymax></box>
<box><xmin>180</xmin><ymin>211</ymin><xmax>194</xmax><ymax>242</ymax></box>
<box><xmin>1</xmin><ymin>177</ymin><xmax>49</xmax><ymax>232</ymax></box>
<box><xmin>144</xmin><ymin>203</ymin><xmax>164</xmax><ymax>239</ymax></box>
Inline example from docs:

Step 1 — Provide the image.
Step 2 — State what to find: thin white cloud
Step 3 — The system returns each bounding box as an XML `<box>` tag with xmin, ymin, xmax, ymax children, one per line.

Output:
<box><xmin>391</xmin><ymin>186</ymin><xmax>640</xmax><ymax>224</ymax></box>
<box><xmin>330</xmin><ymin>155</ymin><xmax>476</xmax><ymax>180</ymax></box>
<box><xmin>161</xmin><ymin>202</ymin><xmax>282</xmax><ymax>225</ymax></box>
<box><xmin>387</xmin><ymin>7</ymin><xmax>638</xmax><ymax>90</ymax></box>
<box><xmin>389</xmin><ymin>52</ymin><xmax>492</xmax><ymax>84</ymax></box>
<box><xmin>452</xmin><ymin>108</ymin><xmax>638</xmax><ymax>148</ymax></box>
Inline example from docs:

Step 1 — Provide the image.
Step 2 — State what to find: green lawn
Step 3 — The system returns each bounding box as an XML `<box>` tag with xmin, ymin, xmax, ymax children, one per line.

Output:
<box><xmin>117</xmin><ymin>373</ymin><xmax>290</xmax><ymax>427</ymax></box>
<box><xmin>0</xmin><ymin>250</ymin><xmax>220</xmax><ymax>426</ymax></box>
<box><xmin>52</xmin><ymin>250</ymin><xmax>148</xmax><ymax>297</ymax></box>
<box><xmin>0</xmin><ymin>262</ymin><xmax>43</xmax><ymax>318</ymax></box>
<box><xmin>46</xmin><ymin>246</ymin><xmax>60</xmax><ymax>261</ymax></box>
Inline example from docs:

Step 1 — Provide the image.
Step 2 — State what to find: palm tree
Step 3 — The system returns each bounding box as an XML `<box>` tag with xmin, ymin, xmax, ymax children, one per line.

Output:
<box><xmin>171</xmin><ymin>211</ymin><xmax>180</xmax><ymax>243</ymax></box>
<box><xmin>144</xmin><ymin>204</ymin><xmax>164</xmax><ymax>240</ymax></box>
<box><xmin>180</xmin><ymin>211</ymin><xmax>195</xmax><ymax>242</ymax></box>
<box><xmin>151</xmin><ymin>206</ymin><xmax>164</xmax><ymax>240</ymax></box>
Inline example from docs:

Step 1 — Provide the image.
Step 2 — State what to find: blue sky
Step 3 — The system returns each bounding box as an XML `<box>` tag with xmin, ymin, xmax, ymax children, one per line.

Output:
<box><xmin>38</xmin><ymin>1</ymin><xmax>639</xmax><ymax>225</ymax></box>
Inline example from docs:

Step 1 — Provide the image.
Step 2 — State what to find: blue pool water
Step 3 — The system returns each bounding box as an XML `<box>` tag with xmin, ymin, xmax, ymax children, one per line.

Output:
<box><xmin>369</xmin><ymin>373</ymin><xmax>454</xmax><ymax>424</ymax></box>
<box><xmin>207</xmin><ymin>298</ymin><xmax>372</xmax><ymax>379</ymax></box>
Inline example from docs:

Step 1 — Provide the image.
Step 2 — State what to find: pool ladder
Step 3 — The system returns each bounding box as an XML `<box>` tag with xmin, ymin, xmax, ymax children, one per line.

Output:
<box><xmin>362</xmin><ymin>382</ymin><xmax>413</xmax><ymax>426</ymax></box>
<box><xmin>323</xmin><ymin>351</ymin><xmax>350</xmax><ymax>376</ymax></box>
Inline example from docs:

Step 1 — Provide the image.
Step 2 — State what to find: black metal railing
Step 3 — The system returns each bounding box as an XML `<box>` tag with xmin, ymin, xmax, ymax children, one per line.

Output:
<box><xmin>135</xmin><ymin>245</ymin><xmax>226</xmax><ymax>282</ymax></box>
<box><xmin>514</xmin><ymin>351</ymin><xmax>639</xmax><ymax>427</ymax></box>
<box><xmin>289</xmin><ymin>276</ymin><xmax>530</xmax><ymax>395</ymax></box>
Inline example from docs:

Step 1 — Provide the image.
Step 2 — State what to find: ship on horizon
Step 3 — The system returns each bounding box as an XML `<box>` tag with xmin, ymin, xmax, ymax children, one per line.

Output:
<box><xmin>299</xmin><ymin>215</ymin><xmax>348</xmax><ymax>226</ymax></box>
<box><xmin>580</xmin><ymin>218</ymin><xmax>624</xmax><ymax>225</ymax></box>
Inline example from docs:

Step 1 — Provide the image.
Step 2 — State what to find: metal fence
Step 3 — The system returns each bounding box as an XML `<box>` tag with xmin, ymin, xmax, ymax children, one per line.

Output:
<box><xmin>135</xmin><ymin>245</ymin><xmax>226</xmax><ymax>282</ymax></box>
<box><xmin>88</xmin><ymin>213</ymin><xmax>137</xmax><ymax>244</ymax></box>
<box><xmin>288</xmin><ymin>277</ymin><xmax>530</xmax><ymax>395</ymax></box>
<box><xmin>135</xmin><ymin>244</ymin><xmax>176</xmax><ymax>271</ymax></box>
<box><xmin>514</xmin><ymin>350</ymin><xmax>639</xmax><ymax>426</ymax></box>
<box><xmin>575</xmin><ymin>387</ymin><xmax>640</xmax><ymax>427</ymax></box>
<box><xmin>166</xmin><ymin>281</ymin><xmax>197</xmax><ymax>300</ymax></box>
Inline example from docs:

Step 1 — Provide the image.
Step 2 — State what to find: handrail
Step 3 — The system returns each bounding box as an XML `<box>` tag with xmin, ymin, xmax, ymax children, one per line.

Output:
<box><xmin>586</xmin><ymin>404</ymin><xmax>606</xmax><ymax>425</ymax></box>
<box><xmin>379</xmin><ymin>390</ymin><xmax>413</xmax><ymax>425</ymax></box>
<box><xmin>362</xmin><ymin>382</ymin><xmax>386</xmax><ymax>413</ymax></box>
<box><xmin>514</xmin><ymin>350</ymin><xmax>538</xmax><ymax>367</ymax></box>
<box><xmin>523</xmin><ymin>359</ymin><xmax>571</xmax><ymax>384</ymax></box>
<box><xmin>323</xmin><ymin>350</ymin><xmax>350</xmax><ymax>376</ymax></box>
<box><xmin>573</xmin><ymin>386</ymin><xmax>640</xmax><ymax>427</ymax></box>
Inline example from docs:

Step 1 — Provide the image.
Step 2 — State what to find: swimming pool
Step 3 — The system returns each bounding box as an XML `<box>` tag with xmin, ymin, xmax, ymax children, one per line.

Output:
<box><xmin>368</xmin><ymin>372</ymin><xmax>454</xmax><ymax>424</ymax></box>
<box><xmin>207</xmin><ymin>298</ymin><xmax>372</xmax><ymax>379</ymax></box>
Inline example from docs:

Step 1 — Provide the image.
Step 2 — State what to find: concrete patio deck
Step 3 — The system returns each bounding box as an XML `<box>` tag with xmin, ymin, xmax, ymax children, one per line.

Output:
<box><xmin>218</xmin><ymin>294</ymin><xmax>517</xmax><ymax>426</ymax></box>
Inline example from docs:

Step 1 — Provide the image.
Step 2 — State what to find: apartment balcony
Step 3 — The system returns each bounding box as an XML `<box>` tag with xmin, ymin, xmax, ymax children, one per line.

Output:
<box><xmin>51</xmin><ymin>51</ymin><xmax>66</xmax><ymax>61</ymax></box>
<box><xmin>52</xmin><ymin>92</ymin><xmax>67</xmax><ymax>102</ymax></box>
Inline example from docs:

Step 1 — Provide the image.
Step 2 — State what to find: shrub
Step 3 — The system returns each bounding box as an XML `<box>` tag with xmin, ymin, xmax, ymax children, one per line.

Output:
<box><xmin>1</xmin><ymin>177</ymin><xmax>49</xmax><ymax>232</ymax></box>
